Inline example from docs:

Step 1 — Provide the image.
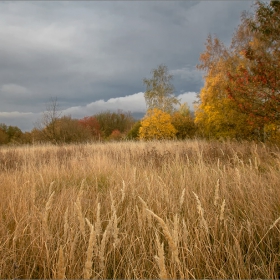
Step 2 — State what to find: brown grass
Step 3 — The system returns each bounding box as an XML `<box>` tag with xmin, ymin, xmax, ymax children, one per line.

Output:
<box><xmin>0</xmin><ymin>140</ymin><xmax>280</xmax><ymax>279</ymax></box>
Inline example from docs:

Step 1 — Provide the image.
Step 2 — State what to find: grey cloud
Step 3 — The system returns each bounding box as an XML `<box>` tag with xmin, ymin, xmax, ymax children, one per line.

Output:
<box><xmin>0</xmin><ymin>111</ymin><xmax>40</xmax><ymax>132</ymax></box>
<box><xmin>63</xmin><ymin>92</ymin><xmax>147</xmax><ymax>119</ymax></box>
<box><xmin>1</xmin><ymin>84</ymin><xmax>28</xmax><ymax>95</ymax></box>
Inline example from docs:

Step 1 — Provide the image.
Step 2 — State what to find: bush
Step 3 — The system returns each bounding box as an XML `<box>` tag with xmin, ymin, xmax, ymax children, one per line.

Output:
<box><xmin>109</xmin><ymin>129</ymin><xmax>123</xmax><ymax>141</ymax></box>
<box><xmin>139</xmin><ymin>109</ymin><xmax>177</xmax><ymax>140</ymax></box>
<box><xmin>126</xmin><ymin>121</ymin><xmax>141</xmax><ymax>140</ymax></box>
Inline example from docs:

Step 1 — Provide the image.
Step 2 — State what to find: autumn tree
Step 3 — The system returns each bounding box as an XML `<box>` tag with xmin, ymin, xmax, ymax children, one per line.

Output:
<box><xmin>139</xmin><ymin>108</ymin><xmax>177</xmax><ymax>140</ymax></box>
<box><xmin>55</xmin><ymin>116</ymin><xmax>92</xmax><ymax>143</ymax></box>
<box><xmin>109</xmin><ymin>129</ymin><xmax>123</xmax><ymax>141</ymax></box>
<box><xmin>94</xmin><ymin>110</ymin><xmax>135</xmax><ymax>138</ymax></box>
<box><xmin>195</xmin><ymin>1</ymin><xmax>280</xmax><ymax>141</ymax></box>
<box><xmin>78</xmin><ymin>116</ymin><xmax>101</xmax><ymax>140</ymax></box>
<box><xmin>35</xmin><ymin>99</ymin><xmax>95</xmax><ymax>144</ymax></box>
<box><xmin>0</xmin><ymin>123</ymin><xmax>23</xmax><ymax>144</ymax></box>
<box><xmin>30</xmin><ymin>128</ymin><xmax>45</xmax><ymax>143</ymax></box>
<box><xmin>126</xmin><ymin>121</ymin><xmax>141</xmax><ymax>140</ymax></box>
<box><xmin>36</xmin><ymin>97</ymin><xmax>62</xmax><ymax>143</ymax></box>
<box><xmin>195</xmin><ymin>35</ymin><xmax>257</xmax><ymax>140</ymax></box>
<box><xmin>226</xmin><ymin>1</ymin><xmax>280</xmax><ymax>127</ymax></box>
<box><xmin>0</xmin><ymin>125</ymin><xmax>9</xmax><ymax>145</ymax></box>
<box><xmin>171</xmin><ymin>103</ymin><xmax>196</xmax><ymax>139</ymax></box>
<box><xmin>143</xmin><ymin>64</ymin><xmax>180</xmax><ymax>113</ymax></box>
<box><xmin>36</xmin><ymin>116</ymin><xmax>92</xmax><ymax>143</ymax></box>
<box><xmin>6</xmin><ymin>126</ymin><xmax>23</xmax><ymax>143</ymax></box>
<box><xmin>19</xmin><ymin>132</ymin><xmax>32</xmax><ymax>144</ymax></box>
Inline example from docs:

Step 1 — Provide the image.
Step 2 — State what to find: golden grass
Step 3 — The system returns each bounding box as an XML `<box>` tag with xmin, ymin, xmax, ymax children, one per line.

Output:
<box><xmin>0</xmin><ymin>140</ymin><xmax>280</xmax><ymax>279</ymax></box>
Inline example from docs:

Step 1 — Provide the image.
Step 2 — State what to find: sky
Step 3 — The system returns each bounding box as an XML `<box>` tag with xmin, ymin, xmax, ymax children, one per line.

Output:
<box><xmin>0</xmin><ymin>1</ymin><xmax>256</xmax><ymax>132</ymax></box>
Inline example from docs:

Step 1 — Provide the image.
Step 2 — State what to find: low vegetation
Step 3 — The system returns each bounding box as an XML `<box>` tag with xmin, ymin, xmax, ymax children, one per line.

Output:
<box><xmin>0</xmin><ymin>140</ymin><xmax>279</xmax><ymax>279</ymax></box>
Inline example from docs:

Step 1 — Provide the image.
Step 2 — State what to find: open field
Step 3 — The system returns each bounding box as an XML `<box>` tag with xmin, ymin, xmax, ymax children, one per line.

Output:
<box><xmin>0</xmin><ymin>140</ymin><xmax>279</xmax><ymax>279</ymax></box>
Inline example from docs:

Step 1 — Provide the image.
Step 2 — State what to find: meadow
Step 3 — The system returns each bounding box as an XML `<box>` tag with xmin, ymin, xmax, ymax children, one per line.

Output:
<box><xmin>0</xmin><ymin>140</ymin><xmax>279</xmax><ymax>279</ymax></box>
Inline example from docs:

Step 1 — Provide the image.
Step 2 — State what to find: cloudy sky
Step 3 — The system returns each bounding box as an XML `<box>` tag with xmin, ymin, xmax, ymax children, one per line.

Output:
<box><xmin>0</xmin><ymin>1</ymin><xmax>255</xmax><ymax>131</ymax></box>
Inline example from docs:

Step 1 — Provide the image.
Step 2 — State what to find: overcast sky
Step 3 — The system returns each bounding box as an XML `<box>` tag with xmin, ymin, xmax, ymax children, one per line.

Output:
<box><xmin>0</xmin><ymin>1</ymin><xmax>255</xmax><ymax>131</ymax></box>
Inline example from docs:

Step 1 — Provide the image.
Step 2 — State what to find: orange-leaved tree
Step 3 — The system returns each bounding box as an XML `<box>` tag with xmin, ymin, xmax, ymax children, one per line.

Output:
<box><xmin>139</xmin><ymin>108</ymin><xmax>177</xmax><ymax>140</ymax></box>
<box><xmin>78</xmin><ymin>116</ymin><xmax>101</xmax><ymax>140</ymax></box>
<box><xmin>226</xmin><ymin>1</ymin><xmax>280</xmax><ymax>127</ymax></box>
<box><xmin>109</xmin><ymin>129</ymin><xmax>122</xmax><ymax>141</ymax></box>
<box><xmin>195</xmin><ymin>35</ymin><xmax>257</xmax><ymax>140</ymax></box>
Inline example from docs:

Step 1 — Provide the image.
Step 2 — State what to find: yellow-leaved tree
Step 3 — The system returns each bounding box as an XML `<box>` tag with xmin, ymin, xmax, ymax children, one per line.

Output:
<box><xmin>139</xmin><ymin>108</ymin><xmax>177</xmax><ymax>140</ymax></box>
<box><xmin>195</xmin><ymin>35</ymin><xmax>257</xmax><ymax>140</ymax></box>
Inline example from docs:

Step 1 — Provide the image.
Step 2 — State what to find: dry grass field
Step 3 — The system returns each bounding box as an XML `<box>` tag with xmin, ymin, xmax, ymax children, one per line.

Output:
<box><xmin>0</xmin><ymin>140</ymin><xmax>279</xmax><ymax>279</ymax></box>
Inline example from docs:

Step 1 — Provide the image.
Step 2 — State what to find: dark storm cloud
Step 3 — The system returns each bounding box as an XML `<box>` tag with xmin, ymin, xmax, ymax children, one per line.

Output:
<box><xmin>0</xmin><ymin>1</ymin><xmax>255</xmax><ymax>131</ymax></box>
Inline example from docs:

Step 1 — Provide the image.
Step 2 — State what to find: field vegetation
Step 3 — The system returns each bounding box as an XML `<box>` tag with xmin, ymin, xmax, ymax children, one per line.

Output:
<box><xmin>0</xmin><ymin>140</ymin><xmax>279</xmax><ymax>279</ymax></box>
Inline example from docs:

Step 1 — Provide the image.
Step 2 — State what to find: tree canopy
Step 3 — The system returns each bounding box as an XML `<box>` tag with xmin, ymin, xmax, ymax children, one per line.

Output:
<box><xmin>195</xmin><ymin>1</ymin><xmax>280</xmax><ymax>141</ymax></box>
<box><xmin>143</xmin><ymin>64</ymin><xmax>180</xmax><ymax>114</ymax></box>
<box><xmin>227</xmin><ymin>1</ymin><xmax>280</xmax><ymax>125</ymax></box>
<box><xmin>139</xmin><ymin>108</ymin><xmax>177</xmax><ymax>140</ymax></box>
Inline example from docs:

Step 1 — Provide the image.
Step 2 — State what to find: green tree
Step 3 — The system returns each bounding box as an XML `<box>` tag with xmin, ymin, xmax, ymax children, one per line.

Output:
<box><xmin>6</xmin><ymin>126</ymin><xmax>23</xmax><ymax>143</ymax></box>
<box><xmin>171</xmin><ymin>103</ymin><xmax>196</xmax><ymax>139</ymax></box>
<box><xmin>0</xmin><ymin>123</ymin><xmax>23</xmax><ymax>144</ymax></box>
<box><xmin>94</xmin><ymin>110</ymin><xmax>135</xmax><ymax>138</ymax></box>
<box><xmin>127</xmin><ymin>121</ymin><xmax>141</xmax><ymax>140</ymax></box>
<box><xmin>139</xmin><ymin>108</ymin><xmax>177</xmax><ymax>140</ymax></box>
<box><xmin>143</xmin><ymin>64</ymin><xmax>180</xmax><ymax>113</ymax></box>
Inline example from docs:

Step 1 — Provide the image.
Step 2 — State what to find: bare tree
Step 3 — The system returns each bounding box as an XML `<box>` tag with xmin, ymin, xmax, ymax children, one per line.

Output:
<box><xmin>36</xmin><ymin>97</ymin><xmax>62</xmax><ymax>143</ymax></box>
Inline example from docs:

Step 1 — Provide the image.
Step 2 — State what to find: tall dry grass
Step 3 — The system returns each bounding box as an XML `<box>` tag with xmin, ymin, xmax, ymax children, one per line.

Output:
<box><xmin>0</xmin><ymin>140</ymin><xmax>279</xmax><ymax>279</ymax></box>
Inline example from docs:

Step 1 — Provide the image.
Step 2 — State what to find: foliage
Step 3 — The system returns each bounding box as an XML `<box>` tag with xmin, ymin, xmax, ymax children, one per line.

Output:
<box><xmin>34</xmin><ymin>99</ymin><xmax>134</xmax><ymax>143</ymax></box>
<box><xmin>0</xmin><ymin>127</ymin><xmax>9</xmax><ymax>145</ymax></box>
<box><xmin>195</xmin><ymin>1</ymin><xmax>280</xmax><ymax>141</ymax></box>
<box><xmin>195</xmin><ymin>37</ymin><xmax>258</xmax><ymax>140</ymax></box>
<box><xmin>139</xmin><ymin>108</ymin><xmax>177</xmax><ymax>140</ymax></box>
<box><xmin>143</xmin><ymin>64</ymin><xmax>180</xmax><ymax>113</ymax></box>
<box><xmin>178</xmin><ymin>102</ymin><xmax>191</xmax><ymax>117</ymax></box>
<box><xmin>264</xmin><ymin>123</ymin><xmax>280</xmax><ymax>145</ymax></box>
<box><xmin>55</xmin><ymin>116</ymin><xmax>92</xmax><ymax>143</ymax></box>
<box><xmin>126</xmin><ymin>121</ymin><xmax>141</xmax><ymax>140</ymax></box>
<box><xmin>78</xmin><ymin>116</ymin><xmax>101</xmax><ymax>140</ymax></box>
<box><xmin>94</xmin><ymin>110</ymin><xmax>135</xmax><ymax>138</ymax></box>
<box><xmin>226</xmin><ymin>1</ymin><xmax>280</xmax><ymax>126</ymax></box>
<box><xmin>34</xmin><ymin>116</ymin><xmax>92</xmax><ymax>144</ymax></box>
<box><xmin>37</xmin><ymin>97</ymin><xmax>62</xmax><ymax>143</ymax></box>
<box><xmin>0</xmin><ymin>123</ymin><xmax>23</xmax><ymax>144</ymax></box>
<box><xmin>171</xmin><ymin>104</ymin><xmax>196</xmax><ymax>139</ymax></box>
<box><xmin>109</xmin><ymin>129</ymin><xmax>123</xmax><ymax>141</ymax></box>
<box><xmin>29</xmin><ymin>128</ymin><xmax>45</xmax><ymax>143</ymax></box>
<box><xmin>19</xmin><ymin>132</ymin><xmax>32</xmax><ymax>144</ymax></box>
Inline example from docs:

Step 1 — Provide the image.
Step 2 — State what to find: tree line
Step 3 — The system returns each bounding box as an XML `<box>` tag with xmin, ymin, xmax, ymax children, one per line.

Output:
<box><xmin>0</xmin><ymin>110</ymin><xmax>136</xmax><ymax>145</ymax></box>
<box><xmin>1</xmin><ymin>0</ymin><xmax>279</xmax><ymax>145</ymax></box>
